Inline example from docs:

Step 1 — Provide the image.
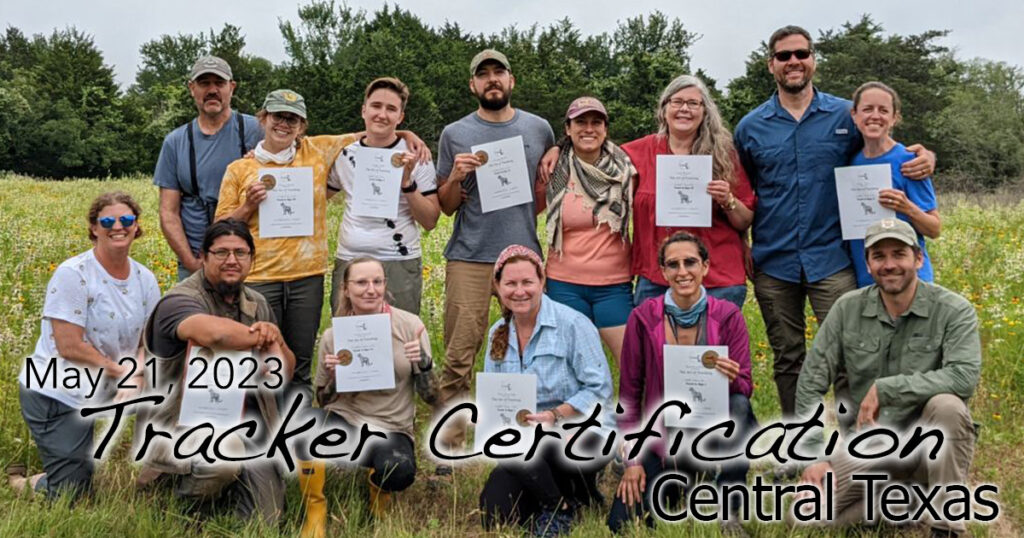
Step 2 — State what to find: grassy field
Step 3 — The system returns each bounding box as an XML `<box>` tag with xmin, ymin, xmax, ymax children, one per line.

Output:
<box><xmin>0</xmin><ymin>174</ymin><xmax>1021</xmax><ymax>537</ymax></box>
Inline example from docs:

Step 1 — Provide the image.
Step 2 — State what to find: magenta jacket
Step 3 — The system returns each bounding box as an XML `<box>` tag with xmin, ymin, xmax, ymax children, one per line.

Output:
<box><xmin>617</xmin><ymin>294</ymin><xmax>753</xmax><ymax>441</ymax></box>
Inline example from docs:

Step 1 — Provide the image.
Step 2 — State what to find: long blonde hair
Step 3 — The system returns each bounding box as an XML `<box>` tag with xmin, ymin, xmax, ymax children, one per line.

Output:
<box><xmin>657</xmin><ymin>74</ymin><xmax>736</xmax><ymax>185</ymax></box>
<box><xmin>334</xmin><ymin>257</ymin><xmax>387</xmax><ymax>316</ymax></box>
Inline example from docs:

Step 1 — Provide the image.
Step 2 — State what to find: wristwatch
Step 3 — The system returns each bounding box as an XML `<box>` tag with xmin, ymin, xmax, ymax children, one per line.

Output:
<box><xmin>547</xmin><ymin>407</ymin><xmax>565</xmax><ymax>426</ymax></box>
<box><xmin>721</xmin><ymin>193</ymin><xmax>738</xmax><ymax>211</ymax></box>
<box><xmin>401</xmin><ymin>180</ymin><xmax>418</xmax><ymax>194</ymax></box>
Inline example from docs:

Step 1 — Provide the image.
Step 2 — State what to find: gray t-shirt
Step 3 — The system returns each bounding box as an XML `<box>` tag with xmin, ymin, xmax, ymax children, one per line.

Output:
<box><xmin>153</xmin><ymin>111</ymin><xmax>263</xmax><ymax>255</ymax></box>
<box><xmin>436</xmin><ymin>109</ymin><xmax>554</xmax><ymax>263</ymax></box>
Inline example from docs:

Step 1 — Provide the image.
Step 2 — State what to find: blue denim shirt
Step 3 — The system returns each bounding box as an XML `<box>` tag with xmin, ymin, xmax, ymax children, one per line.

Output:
<box><xmin>734</xmin><ymin>90</ymin><xmax>862</xmax><ymax>283</ymax></box>
<box><xmin>484</xmin><ymin>295</ymin><xmax>614</xmax><ymax>432</ymax></box>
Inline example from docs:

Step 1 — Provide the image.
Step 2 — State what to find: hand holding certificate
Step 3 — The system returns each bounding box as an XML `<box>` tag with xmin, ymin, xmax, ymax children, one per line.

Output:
<box><xmin>835</xmin><ymin>164</ymin><xmax>896</xmax><ymax>239</ymax></box>
<box><xmin>662</xmin><ymin>345</ymin><xmax>729</xmax><ymax>429</ymax></box>
<box><xmin>178</xmin><ymin>344</ymin><xmax>252</xmax><ymax>428</ymax></box>
<box><xmin>332</xmin><ymin>314</ymin><xmax>396</xmax><ymax>393</ymax></box>
<box><xmin>656</xmin><ymin>155</ymin><xmax>713</xmax><ymax>227</ymax></box>
<box><xmin>351</xmin><ymin>147</ymin><xmax>404</xmax><ymax>219</ymax></box>
<box><xmin>471</xmin><ymin>136</ymin><xmax>533</xmax><ymax>213</ymax></box>
<box><xmin>475</xmin><ymin>372</ymin><xmax>537</xmax><ymax>454</ymax></box>
<box><xmin>257</xmin><ymin>167</ymin><xmax>315</xmax><ymax>238</ymax></box>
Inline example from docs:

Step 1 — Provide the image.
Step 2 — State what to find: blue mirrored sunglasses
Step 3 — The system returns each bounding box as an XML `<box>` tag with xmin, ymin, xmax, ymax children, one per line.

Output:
<box><xmin>98</xmin><ymin>215</ymin><xmax>137</xmax><ymax>229</ymax></box>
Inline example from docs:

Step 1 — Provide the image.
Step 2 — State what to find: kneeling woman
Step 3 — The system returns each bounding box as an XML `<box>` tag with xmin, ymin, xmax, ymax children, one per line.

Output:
<box><xmin>608</xmin><ymin>231</ymin><xmax>756</xmax><ymax>534</ymax></box>
<box><xmin>479</xmin><ymin>245</ymin><xmax>615</xmax><ymax>537</ymax></box>
<box><xmin>297</xmin><ymin>257</ymin><xmax>435</xmax><ymax>536</ymax></box>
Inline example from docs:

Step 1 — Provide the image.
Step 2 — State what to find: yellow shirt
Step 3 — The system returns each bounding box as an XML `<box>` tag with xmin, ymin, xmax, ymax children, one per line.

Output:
<box><xmin>216</xmin><ymin>134</ymin><xmax>356</xmax><ymax>282</ymax></box>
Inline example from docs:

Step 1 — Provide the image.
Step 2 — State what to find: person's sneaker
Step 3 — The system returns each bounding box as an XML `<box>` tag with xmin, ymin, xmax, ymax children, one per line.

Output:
<box><xmin>720</xmin><ymin>518</ymin><xmax>750</xmax><ymax>537</ymax></box>
<box><xmin>533</xmin><ymin>508</ymin><xmax>573</xmax><ymax>537</ymax></box>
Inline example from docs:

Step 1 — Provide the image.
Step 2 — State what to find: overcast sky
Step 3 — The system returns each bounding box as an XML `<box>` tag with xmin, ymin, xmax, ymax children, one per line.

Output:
<box><xmin>5</xmin><ymin>0</ymin><xmax>1023</xmax><ymax>89</ymax></box>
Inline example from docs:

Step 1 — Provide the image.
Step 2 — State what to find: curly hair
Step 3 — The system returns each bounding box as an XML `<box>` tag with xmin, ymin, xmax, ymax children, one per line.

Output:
<box><xmin>87</xmin><ymin>191</ymin><xmax>143</xmax><ymax>242</ymax></box>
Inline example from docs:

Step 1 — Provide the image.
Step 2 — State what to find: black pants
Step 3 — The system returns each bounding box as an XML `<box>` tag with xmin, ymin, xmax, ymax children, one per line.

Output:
<box><xmin>479</xmin><ymin>433</ymin><xmax>609</xmax><ymax>529</ymax></box>
<box><xmin>248</xmin><ymin>274</ymin><xmax>324</xmax><ymax>400</ymax></box>
<box><xmin>299</xmin><ymin>410</ymin><xmax>416</xmax><ymax>492</ymax></box>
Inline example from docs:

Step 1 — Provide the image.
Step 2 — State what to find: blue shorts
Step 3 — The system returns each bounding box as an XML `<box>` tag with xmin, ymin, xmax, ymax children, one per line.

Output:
<box><xmin>546</xmin><ymin>279</ymin><xmax>633</xmax><ymax>328</ymax></box>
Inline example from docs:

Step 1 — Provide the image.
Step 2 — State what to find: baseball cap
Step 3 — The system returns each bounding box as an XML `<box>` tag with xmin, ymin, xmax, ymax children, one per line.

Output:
<box><xmin>189</xmin><ymin>55</ymin><xmax>233</xmax><ymax>82</ymax></box>
<box><xmin>864</xmin><ymin>218</ymin><xmax>917</xmax><ymax>249</ymax></box>
<box><xmin>566</xmin><ymin>96</ymin><xmax>608</xmax><ymax>121</ymax></box>
<box><xmin>262</xmin><ymin>89</ymin><xmax>307</xmax><ymax>119</ymax></box>
<box><xmin>470</xmin><ymin>49</ymin><xmax>511</xmax><ymax>75</ymax></box>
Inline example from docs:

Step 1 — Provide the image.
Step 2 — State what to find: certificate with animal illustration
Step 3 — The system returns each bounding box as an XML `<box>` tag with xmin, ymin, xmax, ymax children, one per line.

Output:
<box><xmin>332</xmin><ymin>314</ymin><xmax>395</xmax><ymax>392</ymax></box>
<box><xmin>662</xmin><ymin>345</ymin><xmax>728</xmax><ymax>429</ymax></box>
<box><xmin>178</xmin><ymin>344</ymin><xmax>251</xmax><ymax>428</ymax></box>
<box><xmin>835</xmin><ymin>164</ymin><xmax>896</xmax><ymax>239</ymax></box>
<box><xmin>351</xmin><ymin>146</ymin><xmax>404</xmax><ymax>219</ymax></box>
<box><xmin>257</xmin><ymin>166</ymin><xmax>314</xmax><ymax>238</ymax></box>
<box><xmin>656</xmin><ymin>155</ymin><xmax>713</xmax><ymax>227</ymax></box>
<box><xmin>472</xmin><ymin>135</ymin><xmax>533</xmax><ymax>213</ymax></box>
<box><xmin>474</xmin><ymin>372</ymin><xmax>537</xmax><ymax>454</ymax></box>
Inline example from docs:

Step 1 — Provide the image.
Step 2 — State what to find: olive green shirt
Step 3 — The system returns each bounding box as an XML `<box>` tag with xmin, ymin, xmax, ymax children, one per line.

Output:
<box><xmin>795</xmin><ymin>281</ymin><xmax>981</xmax><ymax>456</ymax></box>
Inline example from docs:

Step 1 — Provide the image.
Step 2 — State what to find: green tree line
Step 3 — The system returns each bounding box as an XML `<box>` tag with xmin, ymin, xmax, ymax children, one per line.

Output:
<box><xmin>2</xmin><ymin>3</ymin><xmax>1023</xmax><ymax>188</ymax></box>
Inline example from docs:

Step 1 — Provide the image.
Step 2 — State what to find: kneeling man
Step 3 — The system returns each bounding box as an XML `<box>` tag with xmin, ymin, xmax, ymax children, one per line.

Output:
<box><xmin>794</xmin><ymin>218</ymin><xmax>980</xmax><ymax>537</ymax></box>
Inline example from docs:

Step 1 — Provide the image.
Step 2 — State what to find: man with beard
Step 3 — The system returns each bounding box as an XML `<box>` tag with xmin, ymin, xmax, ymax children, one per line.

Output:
<box><xmin>154</xmin><ymin>56</ymin><xmax>262</xmax><ymax>281</ymax></box>
<box><xmin>793</xmin><ymin>218</ymin><xmax>979</xmax><ymax>537</ymax></box>
<box><xmin>433</xmin><ymin>49</ymin><xmax>555</xmax><ymax>462</ymax></box>
<box><xmin>733</xmin><ymin>26</ymin><xmax>935</xmax><ymax>417</ymax></box>
<box><xmin>136</xmin><ymin>218</ymin><xmax>295</xmax><ymax>524</ymax></box>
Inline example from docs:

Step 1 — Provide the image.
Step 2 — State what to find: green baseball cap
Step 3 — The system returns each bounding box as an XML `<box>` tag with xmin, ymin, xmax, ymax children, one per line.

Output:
<box><xmin>470</xmin><ymin>49</ymin><xmax>511</xmax><ymax>75</ymax></box>
<box><xmin>189</xmin><ymin>55</ymin><xmax>232</xmax><ymax>82</ymax></box>
<box><xmin>262</xmin><ymin>89</ymin><xmax>307</xmax><ymax>119</ymax></box>
<box><xmin>864</xmin><ymin>218</ymin><xmax>917</xmax><ymax>249</ymax></box>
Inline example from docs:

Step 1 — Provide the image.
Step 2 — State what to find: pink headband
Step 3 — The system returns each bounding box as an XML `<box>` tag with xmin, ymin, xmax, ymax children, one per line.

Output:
<box><xmin>493</xmin><ymin>244</ymin><xmax>543</xmax><ymax>279</ymax></box>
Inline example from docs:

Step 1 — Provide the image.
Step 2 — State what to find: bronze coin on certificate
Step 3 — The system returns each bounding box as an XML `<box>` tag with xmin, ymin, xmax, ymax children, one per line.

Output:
<box><xmin>515</xmin><ymin>409</ymin><xmax>531</xmax><ymax>427</ymax></box>
<box><xmin>474</xmin><ymin>150</ymin><xmax>489</xmax><ymax>165</ymax></box>
<box><xmin>701</xmin><ymin>350</ymin><xmax>719</xmax><ymax>369</ymax></box>
<box><xmin>260</xmin><ymin>174</ymin><xmax>276</xmax><ymax>190</ymax></box>
<box><xmin>390</xmin><ymin>152</ymin><xmax>404</xmax><ymax>168</ymax></box>
<box><xmin>337</xmin><ymin>349</ymin><xmax>353</xmax><ymax>366</ymax></box>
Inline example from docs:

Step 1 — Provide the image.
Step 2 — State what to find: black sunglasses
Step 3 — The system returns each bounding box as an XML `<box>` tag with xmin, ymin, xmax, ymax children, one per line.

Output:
<box><xmin>773</xmin><ymin>48</ymin><xmax>813</xmax><ymax>62</ymax></box>
<box><xmin>98</xmin><ymin>215</ymin><xmax>137</xmax><ymax>229</ymax></box>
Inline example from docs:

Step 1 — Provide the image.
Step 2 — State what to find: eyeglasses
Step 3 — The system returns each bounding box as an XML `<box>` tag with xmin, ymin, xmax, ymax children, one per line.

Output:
<box><xmin>662</xmin><ymin>257</ymin><xmax>703</xmax><ymax>271</ymax></box>
<box><xmin>347</xmin><ymin>278</ymin><xmax>387</xmax><ymax>290</ymax></box>
<box><xmin>270</xmin><ymin>112</ymin><xmax>301</xmax><ymax>127</ymax></box>
<box><xmin>385</xmin><ymin>219</ymin><xmax>410</xmax><ymax>256</ymax></box>
<box><xmin>772</xmin><ymin>48</ymin><xmax>813</xmax><ymax>62</ymax></box>
<box><xmin>207</xmin><ymin>248</ymin><xmax>252</xmax><ymax>261</ymax></box>
<box><xmin>666</xmin><ymin>99</ymin><xmax>703</xmax><ymax>111</ymax></box>
<box><xmin>98</xmin><ymin>215</ymin><xmax>137</xmax><ymax>229</ymax></box>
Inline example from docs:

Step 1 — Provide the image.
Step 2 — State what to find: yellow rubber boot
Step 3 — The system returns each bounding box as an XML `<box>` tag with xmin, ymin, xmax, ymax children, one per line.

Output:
<box><xmin>298</xmin><ymin>460</ymin><xmax>327</xmax><ymax>538</ymax></box>
<box><xmin>367</xmin><ymin>469</ymin><xmax>393</xmax><ymax>518</ymax></box>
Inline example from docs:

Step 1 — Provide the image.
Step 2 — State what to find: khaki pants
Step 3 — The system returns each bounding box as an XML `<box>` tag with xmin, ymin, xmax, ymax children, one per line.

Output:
<box><xmin>789</xmin><ymin>394</ymin><xmax>977</xmax><ymax>534</ymax></box>
<box><xmin>330</xmin><ymin>257</ymin><xmax>423</xmax><ymax>315</ymax></box>
<box><xmin>437</xmin><ymin>260</ymin><xmax>495</xmax><ymax>449</ymax></box>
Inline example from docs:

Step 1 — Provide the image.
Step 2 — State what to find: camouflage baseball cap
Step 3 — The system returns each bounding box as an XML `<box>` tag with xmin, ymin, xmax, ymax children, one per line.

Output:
<box><xmin>864</xmin><ymin>218</ymin><xmax>917</xmax><ymax>249</ymax></box>
<box><xmin>189</xmin><ymin>55</ymin><xmax>232</xmax><ymax>82</ymax></box>
<box><xmin>470</xmin><ymin>49</ymin><xmax>511</xmax><ymax>75</ymax></box>
<box><xmin>262</xmin><ymin>89</ymin><xmax>307</xmax><ymax>119</ymax></box>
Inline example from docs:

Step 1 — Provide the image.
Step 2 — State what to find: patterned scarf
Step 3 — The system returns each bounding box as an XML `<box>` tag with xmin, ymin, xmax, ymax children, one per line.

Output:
<box><xmin>546</xmin><ymin>139</ymin><xmax>635</xmax><ymax>254</ymax></box>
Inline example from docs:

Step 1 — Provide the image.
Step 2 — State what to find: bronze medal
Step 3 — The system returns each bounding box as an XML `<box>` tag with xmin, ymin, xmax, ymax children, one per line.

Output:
<box><xmin>515</xmin><ymin>409</ymin><xmax>531</xmax><ymax>427</ymax></box>
<box><xmin>390</xmin><ymin>152</ymin><xmax>404</xmax><ymax>168</ymax></box>
<box><xmin>260</xmin><ymin>174</ymin><xmax>277</xmax><ymax>190</ymax></box>
<box><xmin>337</xmin><ymin>349</ymin><xmax>353</xmax><ymax>366</ymax></box>
<box><xmin>474</xmin><ymin>150</ymin><xmax>489</xmax><ymax>165</ymax></box>
<box><xmin>701</xmin><ymin>350</ymin><xmax>719</xmax><ymax>369</ymax></box>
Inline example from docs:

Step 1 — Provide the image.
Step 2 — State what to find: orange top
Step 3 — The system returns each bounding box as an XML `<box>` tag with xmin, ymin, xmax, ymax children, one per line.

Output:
<box><xmin>545</xmin><ymin>182</ymin><xmax>631</xmax><ymax>285</ymax></box>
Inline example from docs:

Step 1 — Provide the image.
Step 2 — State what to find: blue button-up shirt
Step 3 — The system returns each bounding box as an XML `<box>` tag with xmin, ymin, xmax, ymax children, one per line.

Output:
<box><xmin>484</xmin><ymin>295</ymin><xmax>614</xmax><ymax>432</ymax></box>
<box><xmin>734</xmin><ymin>90</ymin><xmax>862</xmax><ymax>283</ymax></box>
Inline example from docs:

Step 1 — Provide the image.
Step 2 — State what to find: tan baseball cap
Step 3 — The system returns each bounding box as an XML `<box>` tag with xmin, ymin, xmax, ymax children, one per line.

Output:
<box><xmin>262</xmin><ymin>89</ymin><xmax>307</xmax><ymax>119</ymax></box>
<box><xmin>470</xmin><ymin>49</ymin><xmax>511</xmax><ymax>75</ymax></box>
<box><xmin>189</xmin><ymin>55</ymin><xmax>232</xmax><ymax>82</ymax></box>
<box><xmin>864</xmin><ymin>218</ymin><xmax>917</xmax><ymax>249</ymax></box>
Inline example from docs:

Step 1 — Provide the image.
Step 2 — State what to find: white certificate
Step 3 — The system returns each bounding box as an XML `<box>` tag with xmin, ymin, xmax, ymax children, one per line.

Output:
<box><xmin>178</xmin><ymin>344</ymin><xmax>252</xmax><ymax>428</ymax></box>
<box><xmin>662</xmin><ymin>345</ymin><xmax>729</xmax><ymax>429</ymax></box>
<box><xmin>351</xmin><ymin>147</ymin><xmax>404</xmax><ymax>219</ymax></box>
<box><xmin>656</xmin><ymin>155</ymin><xmax>713</xmax><ymax>227</ymax></box>
<box><xmin>257</xmin><ymin>167</ymin><xmax>315</xmax><ymax>238</ymax></box>
<box><xmin>471</xmin><ymin>136</ymin><xmax>533</xmax><ymax>213</ymax></box>
<box><xmin>835</xmin><ymin>164</ymin><xmax>896</xmax><ymax>240</ymax></box>
<box><xmin>474</xmin><ymin>372</ymin><xmax>537</xmax><ymax>454</ymax></box>
<box><xmin>332</xmin><ymin>314</ymin><xmax>395</xmax><ymax>393</ymax></box>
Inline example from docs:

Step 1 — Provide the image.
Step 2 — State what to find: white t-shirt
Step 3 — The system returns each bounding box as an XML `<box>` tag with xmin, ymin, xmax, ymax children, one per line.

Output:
<box><xmin>20</xmin><ymin>249</ymin><xmax>161</xmax><ymax>408</ymax></box>
<box><xmin>328</xmin><ymin>138</ymin><xmax>437</xmax><ymax>261</ymax></box>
